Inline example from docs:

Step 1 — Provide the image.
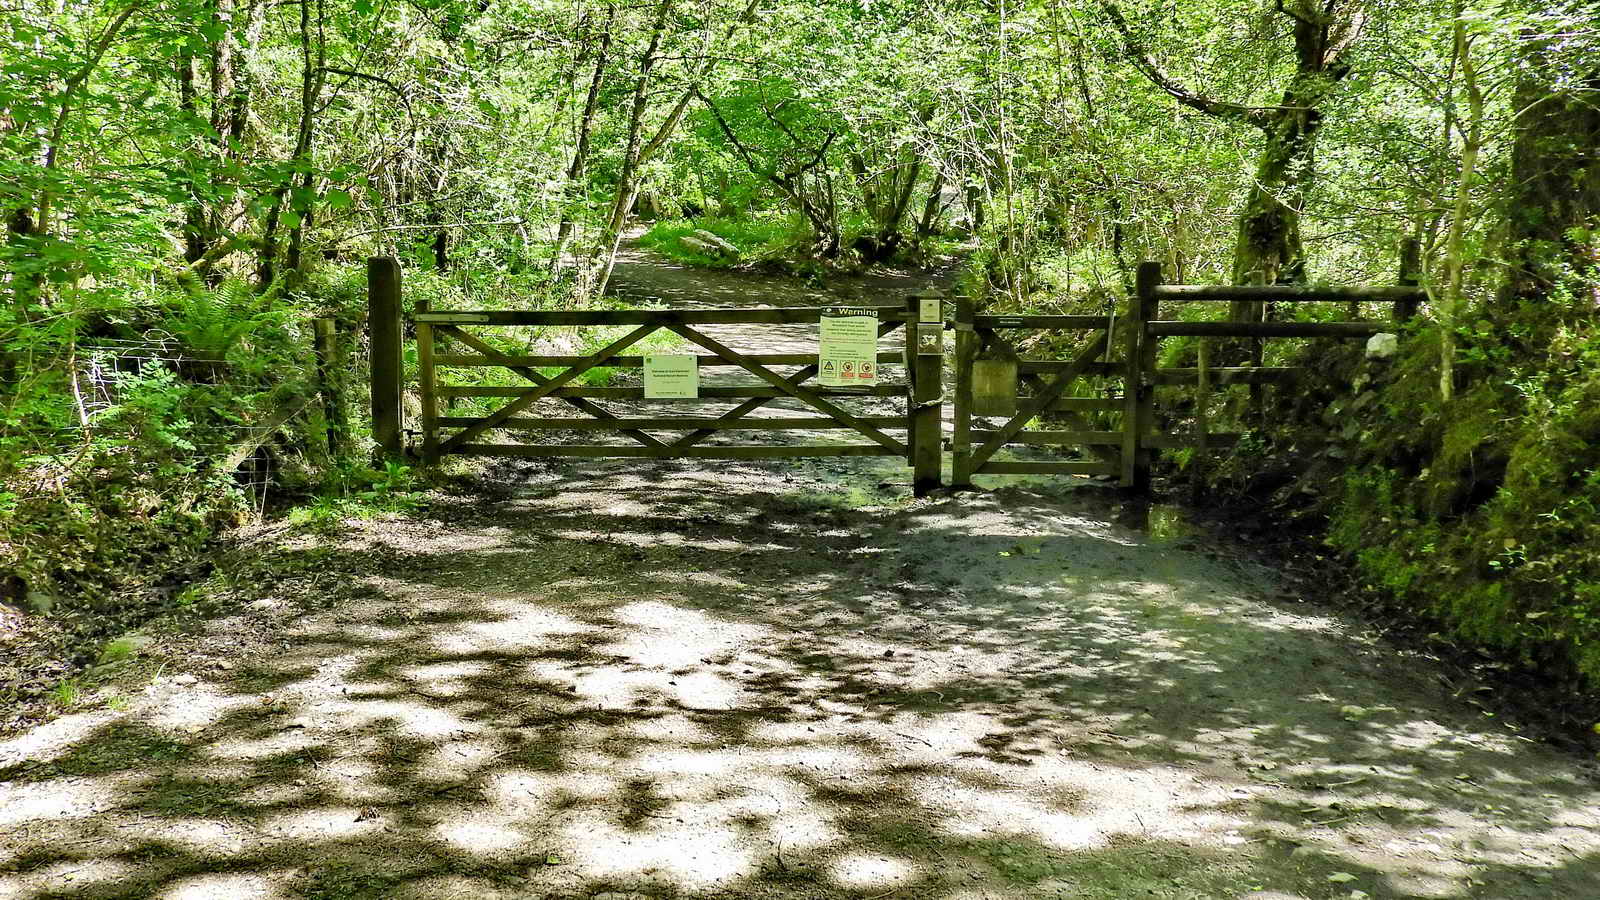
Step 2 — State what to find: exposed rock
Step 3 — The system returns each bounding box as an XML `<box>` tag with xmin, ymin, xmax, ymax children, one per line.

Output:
<box><xmin>1365</xmin><ymin>332</ymin><xmax>1398</xmax><ymax>359</ymax></box>
<box><xmin>678</xmin><ymin>236</ymin><xmax>720</xmax><ymax>256</ymax></box>
<box><xmin>690</xmin><ymin>229</ymin><xmax>741</xmax><ymax>258</ymax></box>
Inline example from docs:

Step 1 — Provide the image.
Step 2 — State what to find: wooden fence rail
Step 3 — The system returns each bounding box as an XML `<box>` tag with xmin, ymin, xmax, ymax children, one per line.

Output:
<box><xmin>1120</xmin><ymin>255</ymin><xmax>1426</xmax><ymax>489</ymax></box>
<box><xmin>369</xmin><ymin>261</ymin><xmax>947</xmax><ymax>495</ymax></box>
<box><xmin>372</xmin><ymin>246</ymin><xmax>1427</xmax><ymax>496</ymax></box>
<box><xmin>950</xmin><ymin>249</ymin><xmax>1425</xmax><ymax>491</ymax></box>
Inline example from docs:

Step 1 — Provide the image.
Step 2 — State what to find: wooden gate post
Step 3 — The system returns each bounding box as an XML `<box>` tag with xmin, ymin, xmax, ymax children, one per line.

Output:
<box><xmin>907</xmin><ymin>295</ymin><xmax>944</xmax><ymax>497</ymax></box>
<box><xmin>367</xmin><ymin>257</ymin><xmax>404</xmax><ymax>457</ymax></box>
<box><xmin>1122</xmin><ymin>262</ymin><xmax>1160</xmax><ymax>491</ymax></box>
<box><xmin>1395</xmin><ymin>237</ymin><xmax>1421</xmax><ymax>323</ymax></box>
<box><xmin>951</xmin><ymin>295</ymin><xmax>976</xmax><ymax>488</ymax></box>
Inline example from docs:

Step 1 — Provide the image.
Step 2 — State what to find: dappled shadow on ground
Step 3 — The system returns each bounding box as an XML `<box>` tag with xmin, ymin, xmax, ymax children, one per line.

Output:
<box><xmin>3</xmin><ymin>461</ymin><xmax>1598</xmax><ymax>899</ymax></box>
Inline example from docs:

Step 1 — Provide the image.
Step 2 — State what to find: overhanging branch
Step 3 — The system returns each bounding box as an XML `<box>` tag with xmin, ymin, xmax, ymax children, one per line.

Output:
<box><xmin>1099</xmin><ymin>2</ymin><xmax>1296</xmax><ymax>130</ymax></box>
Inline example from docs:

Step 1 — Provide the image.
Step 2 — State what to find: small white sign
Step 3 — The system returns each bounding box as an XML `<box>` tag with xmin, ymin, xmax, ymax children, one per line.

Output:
<box><xmin>920</xmin><ymin>296</ymin><xmax>942</xmax><ymax>323</ymax></box>
<box><xmin>819</xmin><ymin>307</ymin><xmax>880</xmax><ymax>387</ymax></box>
<box><xmin>643</xmin><ymin>355</ymin><xmax>698</xmax><ymax>398</ymax></box>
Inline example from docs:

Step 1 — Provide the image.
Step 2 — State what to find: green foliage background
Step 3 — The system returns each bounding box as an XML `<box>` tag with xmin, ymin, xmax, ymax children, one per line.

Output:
<box><xmin>1</xmin><ymin>0</ymin><xmax>1597</xmax><ymax>696</ymax></box>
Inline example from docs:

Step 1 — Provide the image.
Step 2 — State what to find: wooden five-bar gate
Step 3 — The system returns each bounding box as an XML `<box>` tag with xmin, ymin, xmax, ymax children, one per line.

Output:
<box><xmin>368</xmin><ymin>258</ymin><xmax>945</xmax><ymax>494</ymax></box>
<box><xmin>367</xmin><ymin>253</ymin><xmax>1425</xmax><ymax>495</ymax></box>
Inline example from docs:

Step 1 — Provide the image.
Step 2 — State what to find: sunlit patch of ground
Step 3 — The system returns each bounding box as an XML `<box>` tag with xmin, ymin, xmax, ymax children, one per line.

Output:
<box><xmin>2</xmin><ymin>461</ymin><xmax>1598</xmax><ymax>900</ymax></box>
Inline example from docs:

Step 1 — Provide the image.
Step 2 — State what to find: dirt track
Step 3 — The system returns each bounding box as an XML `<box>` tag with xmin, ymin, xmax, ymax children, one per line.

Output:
<box><xmin>2</xmin><ymin>251</ymin><xmax>1598</xmax><ymax>899</ymax></box>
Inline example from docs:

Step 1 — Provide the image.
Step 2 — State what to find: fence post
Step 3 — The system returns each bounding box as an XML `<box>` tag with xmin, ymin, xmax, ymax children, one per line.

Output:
<box><xmin>907</xmin><ymin>295</ymin><xmax>943</xmax><ymax>497</ymax></box>
<box><xmin>416</xmin><ymin>322</ymin><xmax>439</xmax><ymax>464</ymax></box>
<box><xmin>367</xmin><ymin>257</ymin><xmax>404</xmax><ymax>457</ymax></box>
<box><xmin>1395</xmin><ymin>237</ymin><xmax>1421</xmax><ymax>323</ymax></box>
<box><xmin>312</xmin><ymin>318</ymin><xmax>346</xmax><ymax>456</ymax></box>
<box><xmin>1122</xmin><ymin>262</ymin><xmax>1159</xmax><ymax>491</ymax></box>
<box><xmin>951</xmin><ymin>295</ymin><xmax>976</xmax><ymax>488</ymax></box>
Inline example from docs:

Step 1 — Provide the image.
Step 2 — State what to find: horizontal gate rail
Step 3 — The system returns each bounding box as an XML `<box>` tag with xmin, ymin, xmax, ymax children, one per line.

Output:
<box><xmin>433</xmin><ymin>351</ymin><xmax>903</xmax><ymax>368</ymax></box>
<box><xmin>1151</xmin><ymin>284</ymin><xmax>1424</xmax><ymax>304</ymax></box>
<box><xmin>1147</xmin><ymin>321</ymin><xmax>1386</xmax><ymax>338</ymax></box>
<box><xmin>953</xmin><ymin>295</ymin><xmax>1126</xmax><ymax>488</ymax></box>
<box><xmin>391</xmin><ymin>287</ymin><xmax>943</xmax><ymax>491</ymax></box>
<box><xmin>431</xmin><ymin>416</ymin><xmax>907</xmax><ymax>431</ymax></box>
<box><xmin>971</xmin><ymin>430</ymin><xmax>1122</xmax><ymax>445</ymax></box>
<box><xmin>1017</xmin><ymin>360</ymin><xmax>1119</xmax><ymax>376</ymax></box>
<box><xmin>449</xmin><ymin>444</ymin><xmax>905</xmax><ymax>460</ymax></box>
<box><xmin>436</xmin><ymin>384</ymin><xmax>907</xmax><ymax>399</ymax></box>
<box><xmin>972</xmin><ymin>314</ymin><xmax>1110</xmax><ymax>330</ymax></box>
<box><xmin>415</xmin><ymin>307</ymin><xmax>909</xmax><ymax>326</ymax></box>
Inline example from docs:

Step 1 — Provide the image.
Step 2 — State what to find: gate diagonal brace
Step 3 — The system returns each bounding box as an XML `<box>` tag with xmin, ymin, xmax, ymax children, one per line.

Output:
<box><xmin>670</xmin><ymin>319</ymin><xmax>905</xmax><ymax>450</ymax></box>
<box><xmin>438</xmin><ymin>324</ymin><xmax>661</xmax><ymax>454</ymax></box>
<box><xmin>970</xmin><ymin>329</ymin><xmax>1110</xmax><ymax>471</ymax></box>
<box><xmin>976</xmin><ymin>328</ymin><xmax>1119</xmax><ymax>467</ymax></box>
<box><xmin>666</xmin><ymin>324</ymin><xmax>908</xmax><ymax>455</ymax></box>
<box><xmin>433</xmin><ymin>325</ymin><xmax>666</xmax><ymax>449</ymax></box>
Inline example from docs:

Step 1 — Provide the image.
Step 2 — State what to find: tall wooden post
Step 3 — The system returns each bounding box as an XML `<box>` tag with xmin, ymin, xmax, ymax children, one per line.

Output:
<box><xmin>367</xmin><ymin>257</ymin><xmax>404</xmax><ymax>457</ymax></box>
<box><xmin>907</xmin><ymin>295</ymin><xmax>944</xmax><ymax>497</ymax></box>
<box><xmin>1122</xmin><ymin>262</ymin><xmax>1159</xmax><ymax>491</ymax></box>
<box><xmin>951</xmin><ymin>295</ymin><xmax>976</xmax><ymax>488</ymax></box>
<box><xmin>1395</xmin><ymin>237</ymin><xmax>1422</xmax><ymax>323</ymax></box>
<box><xmin>312</xmin><ymin>318</ymin><xmax>346</xmax><ymax>456</ymax></box>
<box><xmin>416</xmin><ymin>321</ymin><xmax>439</xmax><ymax>464</ymax></box>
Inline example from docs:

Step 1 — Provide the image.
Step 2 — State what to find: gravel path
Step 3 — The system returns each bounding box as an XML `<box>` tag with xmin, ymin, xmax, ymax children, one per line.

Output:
<box><xmin>2</xmin><ymin>253</ymin><xmax>1597</xmax><ymax>900</ymax></box>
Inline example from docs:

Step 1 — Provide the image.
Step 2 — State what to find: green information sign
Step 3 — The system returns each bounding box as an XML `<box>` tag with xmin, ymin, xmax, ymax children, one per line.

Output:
<box><xmin>643</xmin><ymin>355</ymin><xmax>699</xmax><ymax>398</ymax></box>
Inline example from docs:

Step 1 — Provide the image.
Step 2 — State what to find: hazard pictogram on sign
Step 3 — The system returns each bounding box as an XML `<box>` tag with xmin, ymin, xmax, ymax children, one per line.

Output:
<box><xmin>818</xmin><ymin>307</ymin><xmax>879</xmax><ymax>388</ymax></box>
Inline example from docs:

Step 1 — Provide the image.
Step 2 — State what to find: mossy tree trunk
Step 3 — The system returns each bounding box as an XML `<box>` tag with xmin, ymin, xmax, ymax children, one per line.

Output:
<box><xmin>1106</xmin><ymin>0</ymin><xmax>1360</xmax><ymax>312</ymax></box>
<box><xmin>1497</xmin><ymin>32</ymin><xmax>1600</xmax><ymax>320</ymax></box>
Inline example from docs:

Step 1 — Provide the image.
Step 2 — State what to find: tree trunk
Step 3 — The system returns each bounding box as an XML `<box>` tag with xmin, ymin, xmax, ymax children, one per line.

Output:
<box><xmin>583</xmin><ymin>0</ymin><xmax>675</xmax><ymax>303</ymax></box>
<box><xmin>551</xmin><ymin>6</ymin><xmax>614</xmax><ymax>277</ymax></box>
<box><xmin>1439</xmin><ymin>14</ymin><xmax>1484</xmax><ymax>402</ymax></box>
<box><xmin>1228</xmin><ymin>2</ymin><xmax>1357</xmax><ymax>310</ymax></box>
<box><xmin>258</xmin><ymin>0</ymin><xmax>324</xmax><ymax>291</ymax></box>
<box><xmin>1497</xmin><ymin>31</ymin><xmax>1600</xmax><ymax>317</ymax></box>
<box><xmin>916</xmin><ymin>170</ymin><xmax>948</xmax><ymax>243</ymax></box>
<box><xmin>178</xmin><ymin>44</ymin><xmax>208</xmax><ymax>264</ymax></box>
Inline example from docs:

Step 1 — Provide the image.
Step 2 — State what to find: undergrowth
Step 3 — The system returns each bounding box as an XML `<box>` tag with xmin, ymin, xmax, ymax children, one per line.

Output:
<box><xmin>0</xmin><ymin>260</ymin><xmax>573</xmax><ymax>713</ymax></box>
<box><xmin>1177</xmin><ymin>293</ymin><xmax>1600</xmax><ymax>707</ymax></box>
<box><xmin>637</xmin><ymin>216</ymin><xmax>799</xmax><ymax>268</ymax></box>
